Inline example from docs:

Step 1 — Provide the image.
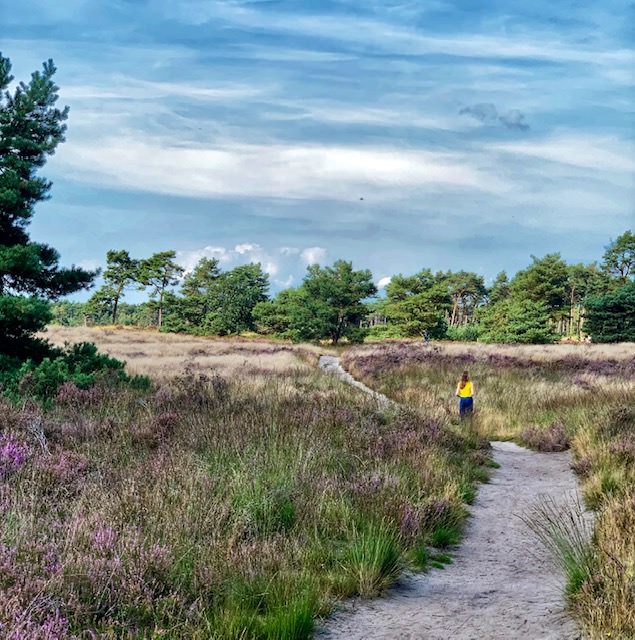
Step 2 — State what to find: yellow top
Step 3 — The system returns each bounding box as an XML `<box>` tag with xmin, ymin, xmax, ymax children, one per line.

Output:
<box><xmin>457</xmin><ymin>381</ymin><xmax>473</xmax><ymax>398</ymax></box>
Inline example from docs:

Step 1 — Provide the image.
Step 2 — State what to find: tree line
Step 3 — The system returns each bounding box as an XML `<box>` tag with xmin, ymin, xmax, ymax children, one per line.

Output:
<box><xmin>1</xmin><ymin>50</ymin><xmax>633</xmax><ymax>376</ymax></box>
<box><xmin>52</xmin><ymin>229</ymin><xmax>634</xmax><ymax>344</ymax></box>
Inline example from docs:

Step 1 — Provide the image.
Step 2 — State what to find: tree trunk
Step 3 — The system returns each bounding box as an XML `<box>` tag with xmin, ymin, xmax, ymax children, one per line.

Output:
<box><xmin>112</xmin><ymin>295</ymin><xmax>119</xmax><ymax>325</ymax></box>
<box><xmin>158</xmin><ymin>290</ymin><xmax>164</xmax><ymax>329</ymax></box>
<box><xmin>450</xmin><ymin>297</ymin><xmax>459</xmax><ymax>326</ymax></box>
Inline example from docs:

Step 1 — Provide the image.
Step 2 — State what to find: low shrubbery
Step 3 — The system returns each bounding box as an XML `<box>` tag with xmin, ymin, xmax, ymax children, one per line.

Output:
<box><xmin>0</xmin><ymin>341</ymin><xmax>150</xmax><ymax>403</ymax></box>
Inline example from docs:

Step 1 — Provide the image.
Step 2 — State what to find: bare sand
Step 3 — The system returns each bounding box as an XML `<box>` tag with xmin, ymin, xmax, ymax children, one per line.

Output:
<box><xmin>317</xmin><ymin>356</ymin><xmax>584</xmax><ymax>640</ymax></box>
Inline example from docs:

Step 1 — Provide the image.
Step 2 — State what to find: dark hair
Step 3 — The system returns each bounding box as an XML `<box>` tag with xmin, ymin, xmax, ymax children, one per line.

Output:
<box><xmin>459</xmin><ymin>370</ymin><xmax>469</xmax><ymax>389</ymax></box>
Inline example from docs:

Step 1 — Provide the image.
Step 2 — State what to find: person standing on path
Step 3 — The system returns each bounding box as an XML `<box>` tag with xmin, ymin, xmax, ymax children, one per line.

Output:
<box><xmin>455</xmin><ymin>370</ymin><xmax>474</xmax><ymax>418</ymax></box>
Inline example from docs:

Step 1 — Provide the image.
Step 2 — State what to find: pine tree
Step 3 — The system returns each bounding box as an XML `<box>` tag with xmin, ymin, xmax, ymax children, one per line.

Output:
<box><xmin>0</xmin><ymin>53</ymin><xmax>95</xmax><ymax>360</ymax></box>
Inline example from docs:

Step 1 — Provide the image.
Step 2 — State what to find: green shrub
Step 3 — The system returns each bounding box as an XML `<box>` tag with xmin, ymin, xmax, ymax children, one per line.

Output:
<box><xmin>342</xmin><ymin>521</ymin><xmax>402</xmax><ymax>597</ymax></box>
<box><xmin>1</xmin><ymin>341</ymin><xmax>150</xmax><ymax>401</ymax></box>
<box><xmin>521</xmin><ymin>496</ymin><xmax>594</xmax><ymax>602</ymax></box>
<box><xmin>445</xmin><ymin>324</ymin><xmax>481</xmax><ymax>342</ymax></box>
<box><xmin>365</xmin><ymin>324</ymin><xmax>407</xmax><ymax>340</ymax></box>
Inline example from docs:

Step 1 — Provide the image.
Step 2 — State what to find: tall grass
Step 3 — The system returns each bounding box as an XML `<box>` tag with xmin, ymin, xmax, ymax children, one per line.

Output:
<box><xmin>342</xmin><ymin>341</ymin><xmax>635</xmax><ymax>638</ymax></box>
<box><xmin>342</xmin><ymin>521</ymin><xmax>402</xmax><ymax>597</ymax></box>
<box><xmin>520</xmin><ymin>495</ymin><xmax>594</xmax><ymax>598</ymax></box>
<box><xmin>0</xmin><ymin>361</ymin><xmax>487</xmax><ymax>638</ymax></box>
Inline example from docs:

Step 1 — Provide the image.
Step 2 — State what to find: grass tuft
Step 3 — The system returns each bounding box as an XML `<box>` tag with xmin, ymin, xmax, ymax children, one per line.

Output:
<box><xmin>520</xmin><ymin>495</ymin><xmax>594</xmax><ymax>599</ymax></box>
<box><xmin>430</xmin><ymin>524</ymin><xmax>461</xmax><ymax>548</ymax></box>
<box><xmin>342</xmin><ymin>521</ymin><xmax>403</xmax><ymax>597</ymax></box>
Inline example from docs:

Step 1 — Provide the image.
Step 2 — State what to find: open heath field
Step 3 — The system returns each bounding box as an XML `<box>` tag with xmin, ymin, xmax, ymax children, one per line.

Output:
<box><xmin>43</xmin><ymin>326</ymin><xmax>331</xmax><ymax>378</ymax></box>
<box><xmin>2</xmin><ymin>329</ymin><xmax>489</xmax><ymax>639</ymax></box>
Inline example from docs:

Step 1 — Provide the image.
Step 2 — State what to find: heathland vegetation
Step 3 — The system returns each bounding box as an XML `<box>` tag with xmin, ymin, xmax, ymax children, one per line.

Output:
<box><xmin>1</xmin><ymin>51</ymin><xmax>634</xmax><ymax>639</ymax></box>
<box><xmin>342</xmin><ymin>341</ymin><xmax>635</xmax><ymax>638</ymax></box>
<box><xmin>1</xmin><ymin>329</ymin><xmax>494</xmax><ymax>638</ymax></box>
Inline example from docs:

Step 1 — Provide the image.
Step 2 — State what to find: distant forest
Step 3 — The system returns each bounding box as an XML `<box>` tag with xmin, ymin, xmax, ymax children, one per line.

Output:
<box><xmin>52</xmin><ymin>230</ymin><xmax>635</xmax><ymax>344</ymax></box>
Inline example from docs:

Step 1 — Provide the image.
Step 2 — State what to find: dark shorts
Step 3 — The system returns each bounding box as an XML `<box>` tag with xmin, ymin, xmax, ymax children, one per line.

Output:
<box><xmin>459</xmin><ymin>397</ymin><xmax>474</xmax><ymax>417</ymax></box>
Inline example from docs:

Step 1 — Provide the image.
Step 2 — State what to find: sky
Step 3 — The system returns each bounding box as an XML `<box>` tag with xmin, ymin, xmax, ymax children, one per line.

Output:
<box><xmin>3</xmin><ymin>0</ymin><xmax>635</xmax><ymax>298</ymax></box>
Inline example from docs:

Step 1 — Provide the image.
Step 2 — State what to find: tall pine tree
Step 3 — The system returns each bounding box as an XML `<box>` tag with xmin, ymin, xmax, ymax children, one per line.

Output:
<box><xmin>0</xmin><ymin>53</ymin><xmax>95</xmax><ymax>360</ymax></box>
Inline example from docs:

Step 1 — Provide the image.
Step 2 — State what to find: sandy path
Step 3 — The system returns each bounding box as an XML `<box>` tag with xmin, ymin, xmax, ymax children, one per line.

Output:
<box><xmin>317</xmin><ymin>356</ymin><xmax>583</xmax><ymax>640</ymax></box>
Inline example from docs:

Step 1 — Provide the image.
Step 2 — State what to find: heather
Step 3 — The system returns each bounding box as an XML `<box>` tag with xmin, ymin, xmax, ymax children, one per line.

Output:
<box><xmin>342</xmin><ymin>341</ymin><xmax>635</xmax><ymax>638</ymax></box>
<box><xmin>0</xmin><ymin>363</ymin><xmax>487</xmax><ymax>638</ymax></box>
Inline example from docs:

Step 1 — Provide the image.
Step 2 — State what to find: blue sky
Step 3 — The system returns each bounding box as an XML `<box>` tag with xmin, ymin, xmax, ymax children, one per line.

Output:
<box><xmin>4</xmin><ymin>0</ymin><xmax>635</xmax><ymax>297</ymax></box>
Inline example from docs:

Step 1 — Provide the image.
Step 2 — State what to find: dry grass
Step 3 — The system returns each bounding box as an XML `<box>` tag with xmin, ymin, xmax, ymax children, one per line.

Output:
<box><xmin>43</xmin><ymin>326</ymin><xmax>333</xmax><ymax>378</ymax></box>
<box><xmin>355</xmin><ymin>339</ymin><xmax>635</xmax><ymax>363</ymax></box>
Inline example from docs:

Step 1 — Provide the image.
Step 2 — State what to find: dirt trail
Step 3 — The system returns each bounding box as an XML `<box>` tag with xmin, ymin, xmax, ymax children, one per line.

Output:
<box><xmin>317</xmin><ymin>356</ymin><xmax>584</xmax><ymax>640</ymax></box>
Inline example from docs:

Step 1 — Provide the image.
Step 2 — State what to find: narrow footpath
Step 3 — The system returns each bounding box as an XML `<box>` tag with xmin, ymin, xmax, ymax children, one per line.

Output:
<box><xmin>317</xmin><ymin>356</ymin><xmax>584</xmax><ymax>640</ymax></box>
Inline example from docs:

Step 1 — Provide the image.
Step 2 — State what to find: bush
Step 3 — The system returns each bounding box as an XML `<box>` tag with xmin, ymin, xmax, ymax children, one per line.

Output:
<box><xmin>0</xmin><ymin>341</ymin><xmax>150</xmax><ymax>402</ymax></box>
<box><xmin>342</xmin><ymin>521</ymin><xmax>402</xmax><ymax>597</ymax></box>
<box><xmin>445</xmin><ymin>324</ymin><xmax>481</xmax><ymax>342</ymax></box>
<box><xmin>366</xmin><ymin>324</ymin><xmax>407</xmax><ymax>340</ymax></box>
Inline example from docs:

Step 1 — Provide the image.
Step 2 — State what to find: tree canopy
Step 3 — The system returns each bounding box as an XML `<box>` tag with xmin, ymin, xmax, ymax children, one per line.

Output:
<box><xmin>602</xmin><ymin>230</ymin><xmax>635</xmax><ymax>285</ymax></box>
<box><xmin>0</xmin><ymin>53</ymin><xmax>95</xmax><ymax>360</ymax></box>
<box><xmin>584</xmin><ymin>281</ymin><xmax>635</xmax><ymax>343</ymax></box>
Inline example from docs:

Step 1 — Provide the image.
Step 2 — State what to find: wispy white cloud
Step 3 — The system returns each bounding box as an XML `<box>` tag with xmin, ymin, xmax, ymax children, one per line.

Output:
<box><xmin>52</xmin><ymin>136</ymin><xmax>509</xmax><ymax>200</ymax></box>
<box><xmin>61</xmin><ymin>79</ymin><xmax>266</xmax><ymax>102</ymax></box>
<box><xmin>279</xmin><ymin>247</ymin><xmax>300</xmax><ymax>256</ymax></box>
<box><xmin>168</xmin><ymin>2</ymin><xmax>635</xmax><ymax>69</ymax></box>
<box><xmin>377</xmin><ymin>276</ymin><xmax>392</xmax><ymax>289</ymax></box>
<box><xmin>490</xmin><ymin>135</ymin><xmax>635</xmax><ymax>175</ymax></box>
<box><xmin>234</xmin><ymin>243</ymin><xmax>260</xmax><ymax>255</ymax></box>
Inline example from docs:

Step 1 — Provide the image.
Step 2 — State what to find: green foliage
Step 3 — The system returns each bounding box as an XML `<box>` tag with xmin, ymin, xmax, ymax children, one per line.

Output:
<box><xmin>584</xmin><ymin>281</ymin><xmax>635</xmax><ymax>343</ymax></box>
<box><xmin>254</xmin><ymin>287</ymin><xmax>329</xmax><ymax>342</ymax></box>
<box><xmin>52</xmin><ymin>300</ymin><xmax>156</xmax><ymax>327</ymax></box>
<box><xmin>0</xmin><ymin>341</ymin><xmax>149</xmax><ymax>401</ymax></box>
<box><xmin>444</xmin><ymin>270</ymin><xmax>487</xmax><ymax>327</ymax></box>
<box><xmin>88</xmin><ymin>250</ymin><xmax>140</xmax><ymax>324</ymax></box>
<box><xmin>430</xmin><ymin>524</ymin><xmax>461</xmax><ymax>548</ymax></box>
<box><xmin>205</xmin><ymin>263</ymin><xmax>269</xmax><ymax>335</ymax></box>
<box><xmin>343</xmin><ymin>521</ymin><xmax>402</xmax><ymax>597</ymax></box>
<box><xmin>217</xmin><ymin>575</ymin><xmax>317</xmax><ymax>640</ymax></box>
<box><xmin>163</xmin><ymin>257</ymin><xmax>221</xmax><ymax>333</ymax></box>
<box><xmin>488</xmin><ymin>271</ymin><xmax>510</xmax><ymax>304</ymax></box>
<box><xmin>164</xmin><ymin>260</ymin><xmax>269</xmax><ymax>336</ymax></box>
<box><xmin>0</xmin><ymin>53</ymin><xmax>95</xmax><ymax>359</ymax></box>
<box><xmin>255</xmin><ymin>260</ymin><xmax>375</xmax><ymax>344</ymax></box>
<box><xmin>509</xmin><ymin>253</ymin><xmax>569</xmax><ymax>320</ymax></box>
<box><xmin>260</xmin><ymin>591</ymin><xmax>315</xmax><ymax>640</ymax></box>
<box><xmin>409</xmin><ymin>544</ymin><xmax>429</xmax><ymax>570</ymax></box>
<box><xmin>602</xmin><ymin>230</ymin><xmax>635</xmax><ymax>284</ymax></box>
<box><xmin>138</xmin><ymin>250</ymin><xmax>184</xmax><ymax>329</ymax></box>
<box><xmin>479</xmin><ymin>298</ymin><xmax>558</xmax><ymax>344</ymax></box>
<box><xmin>50</xmin><ymin>300</ymin><xmax>87</xmax><ymax>326</ymax></box>
<box><xmin>382</xmin><ymin>269</ymin><xmax>450</xmax><ymax>338</ymax></box>
<box><xmin>232</xmin><ymin>479</ymin><xmax>296</xmax><ymax>538</ymax></box>
<box><xmin>0</xmin><ymin>295</ymin><xmax>53</xmax><ymax>358</ymax></box>
<box><xmin>365</xmin><ymin>323</ymin><xmax>409</xmax><ymax>340</ymax></box>
<box><xmin>445</xmin><ymin>324</ymin><xmax>481</xmax><ymax>342</ymax></box>
<box><xmin>521</xmin><ymin>497</ymin><xmax>595</xmax><ymax>602</ymax></box>
<box><xmin>302</xmin><ymin>260</ymin><xmax>377</xmax><ymax>344</ymax></box>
